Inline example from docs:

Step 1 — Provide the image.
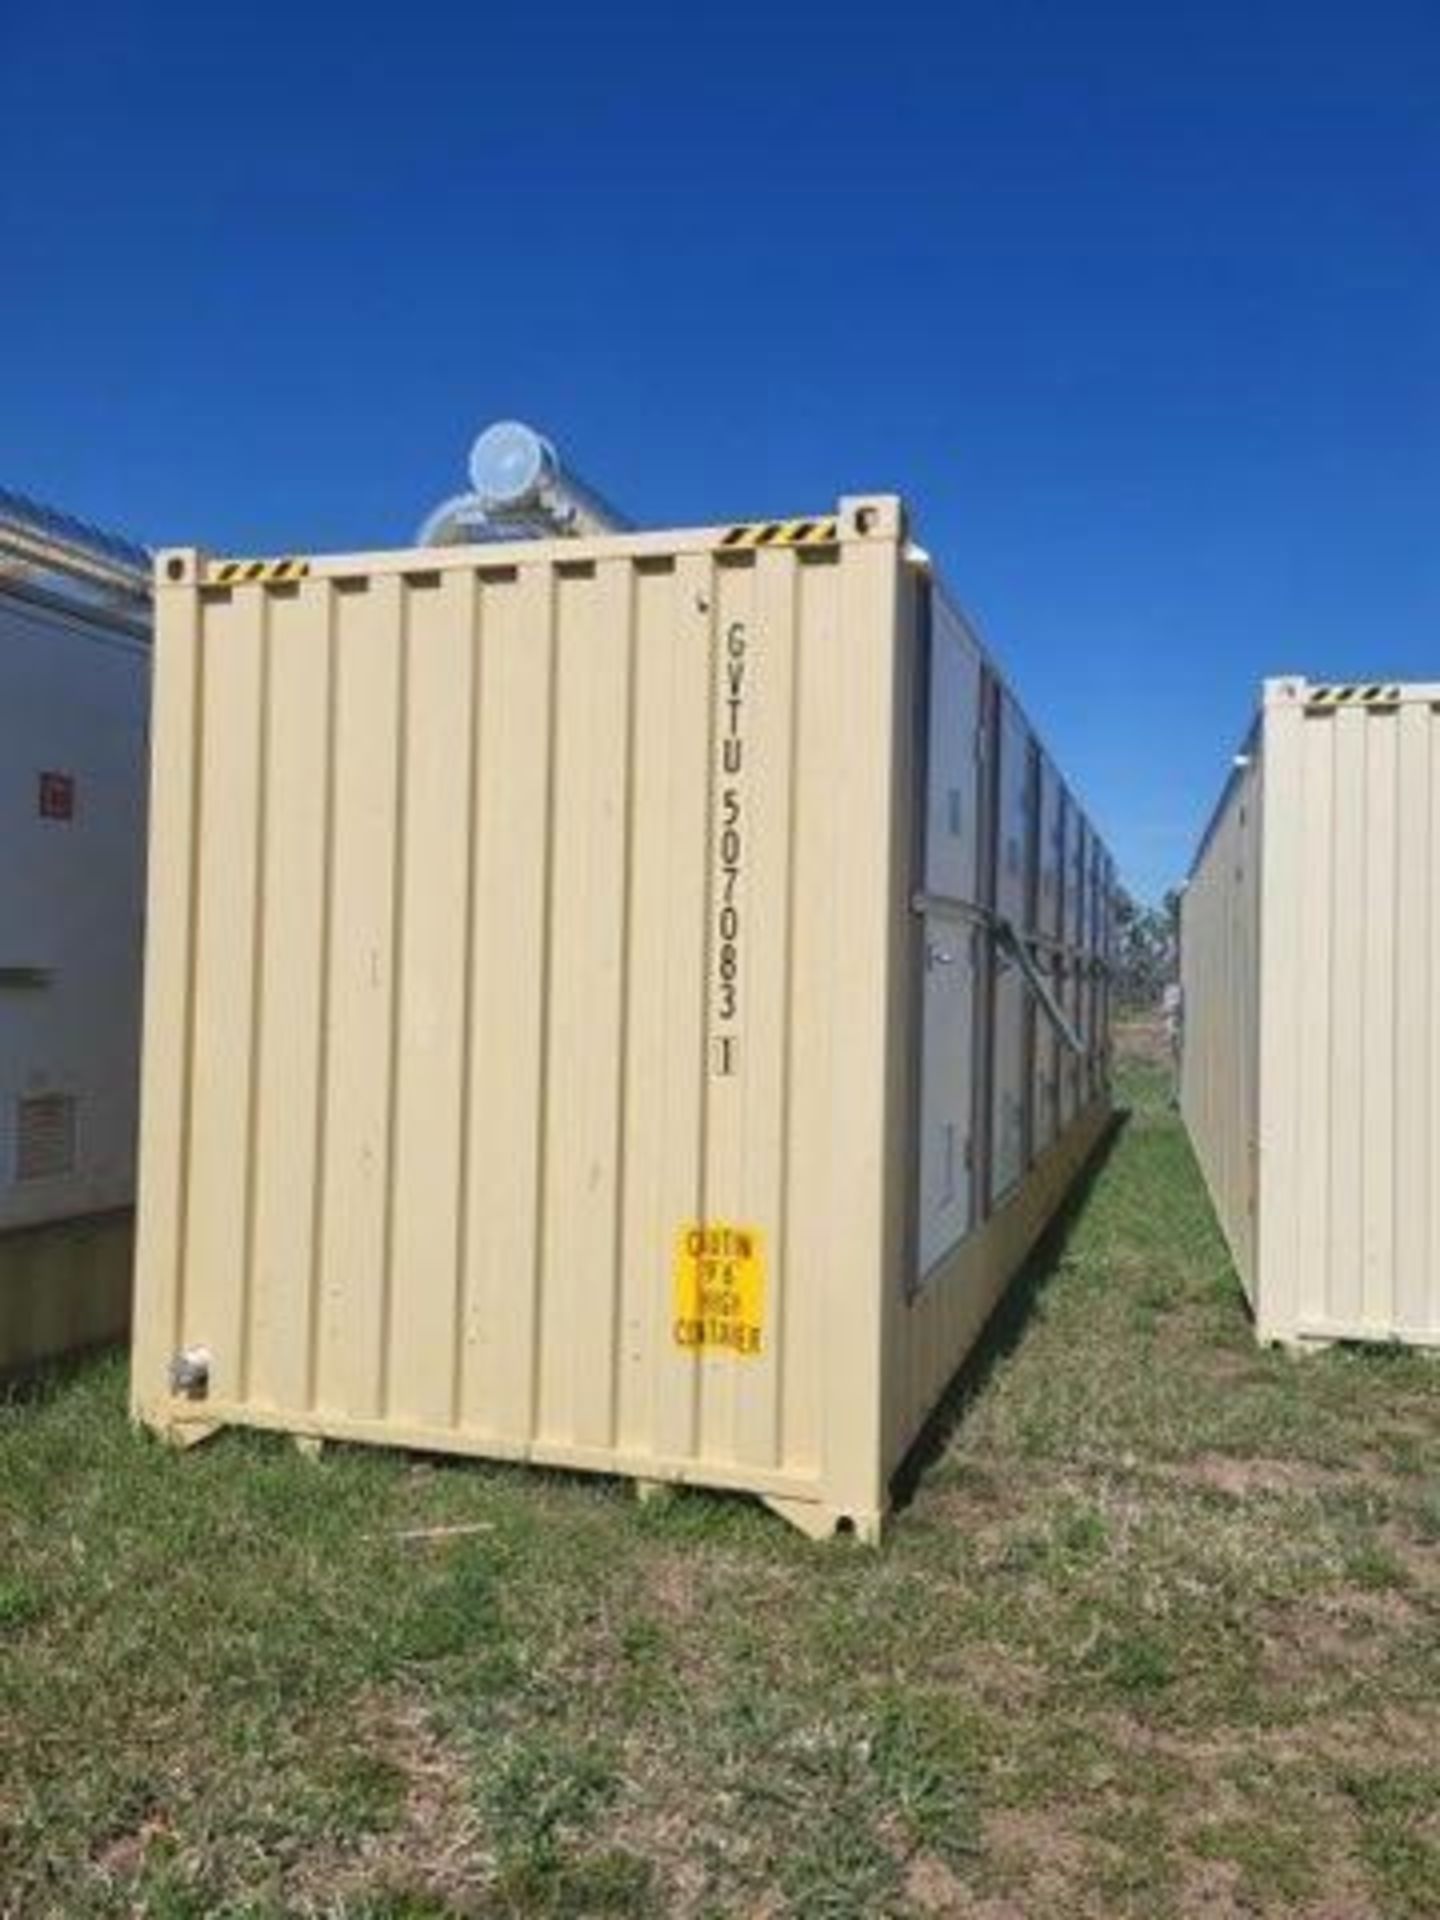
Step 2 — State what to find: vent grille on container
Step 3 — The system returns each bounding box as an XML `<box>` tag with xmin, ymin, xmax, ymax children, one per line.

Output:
<box><xmin>14</xmin><ymin>1093</ymin><xmax>78</xmax><ymax>1183</ymax></box>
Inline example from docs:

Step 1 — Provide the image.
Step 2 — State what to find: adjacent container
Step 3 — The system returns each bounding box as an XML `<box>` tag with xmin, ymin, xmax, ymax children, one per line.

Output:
<box><xmin>1182</xmin><ymin>677</ymin><xmax>1440</xmax><ymax>1348</ymax></box>
<box><xmin>133</xmin><ymin>497</ymin><xmax>1113</xmax><ymax>1535</ymax></box>
<box><xmin>1</xmin><ymin>544</ymin><xmax>149</xmax><ymax>1374</ymax></box>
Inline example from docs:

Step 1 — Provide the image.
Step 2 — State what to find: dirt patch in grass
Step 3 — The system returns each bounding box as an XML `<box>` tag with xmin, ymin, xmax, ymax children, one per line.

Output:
<box><xmin>313</xmin><ymin>1696</ymin><xmax>484</xmax><ymax>1913</ymax></box>
<box><xmin>981</xmin><ymin>1807</ymin><xmax>1096</xmax><ymax>1912</ymax></box>
<box><xmin>1169</xmin><ymin>1452</ymin><xmax>1351</xmax><ymax>1499</ymax></box>
<box><xmin>1176</xmin><ymin>1852</ymin><xmax>1248</xmax><ymax>1915</ymax></box>
<box><xmin>903</xmin><ymin>1849</ymin><xmax>977</xmax><ymax>1912</ymax></box>
<box><xmin>638</xmin><ymin>1549</ymin><xmax>705</xmax><ymax>1623</ymax></box>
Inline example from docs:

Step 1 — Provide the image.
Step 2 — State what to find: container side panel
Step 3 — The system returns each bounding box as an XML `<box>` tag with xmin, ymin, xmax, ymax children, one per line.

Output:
<box><xmin>1250</xmin><ymin>691</ymin><xmax>1308</xmax><ymax>1343</ymax></box>
<box><xmin>730</xmin><ymin>547</ymin><xmax>800</xmax><ymax>1469</ymax></box>
<box><xmin>776</xmin><ymin>553</ymin><xmax>843</xmax><ymax>1476</ymax></box>
<box><xmin>692</xmin><ymin>558</ymin><xmax>754</xmax><ymax>1464</ymax></box>
<box><xmin>615</xmin><ymin>558</ymin><xmax>709</xmax><ymax>1461</ymax></box>
<box><xmin>1323</xmin><ymin>711</ymin><xmax>1368</xmax><ymax>1332</ymax></box>
<box><xmin>1180</xmin><ymin>745</ymin><xmax>1262</xmax><ymax>1300</ymax></box>
<box><xmin>695</xmin><ymin>554</ymin><xmax>803</xmax><ymax>1469</ymax></box>
<box><xmin>1279</xmin><ymin>698</ymin><xmax>1440</xmax><ymax>1344</ymax></box>
<box><xmin>1230</xmin><ymin>777</ymin><xmax>1262</xmax><ymax>1292</ymax></box>
<box><xmin>1393</xmin><ymin>704</ymin><xmax>1433</xmax><ymax>1336</ymax></box>
<box><xmin>1279</xmin><ymin>716</ymin><xmax>1327</xmax><ymax>1340</ymax></box>
<box><xmin>314</xmin><ymin>579</ymin><xmax>404</xmax><ymax>1419</ymax></box>
<box><xmin>536</xmin><ymin>562</ymin><xmax>633</xmax><ymax>1450</ymax></box>
<box><xmin>1425</xmin><ymin>710</ymin><xmax>1440</xmax><ymax>1339</ymax></box>
<box><xmin>132</xmin><ymin>588</ymin><xmax>201</xmax><ymax>1408</ymax></box>
<box><xmin>457</xmin><ymin>566</ymin><xmax>554</xmax><ymax>1437</ymax></box>
<box><xmin>1422</xmin><ymin>708</ymin><xmax>1440</xmax><ymax>1341</ymax></box>
<box><xmin>817</xmin><ymin>532</ymin><xmax>904</xmax><ymax>1521</ymax></box>
<box><xmin>385</xmin><ymin>574</ymin><xmax>477</xmax><ymax>1430</ymax></box>
<box><xmin>246</xmin><ymin>583</ymin><xmax>334</xmax><ymax>1410</ymax></box>
<box><xmin>180</xmin><ymin>589</ymin><xmax>265</xmax><ymax>1403</ymax></box>
<box><xmin>1359</xmin><ymin>711</ymin><xmax>1398</xmax><ymax>1332</ymax></box>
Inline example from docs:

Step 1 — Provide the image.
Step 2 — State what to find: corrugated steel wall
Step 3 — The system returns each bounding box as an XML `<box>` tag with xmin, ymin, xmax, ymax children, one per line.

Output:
<box><xmin>134</xmin><ymin>501</ymin><xmax>1113</xmax><ymax>1535</ymax></box>
<box><xmin>1180</xmin><ymin>735</ymin><xmax>1263</xmax><ymax>1299</ymax></box>
<box><xmin>1185</xmin><ymin>680</ymin><xmax>1440</xmax><ymax>1347</ymax></box>
<box><xmin>1258</xmin><ymin>681</ymin><xmax>1440</xmax><ymax>1345</ymax></box>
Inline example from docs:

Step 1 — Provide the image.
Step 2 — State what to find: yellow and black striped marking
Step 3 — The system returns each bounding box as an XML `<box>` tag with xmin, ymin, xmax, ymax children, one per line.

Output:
<box><xmin>208</xmin><ymin>557</ymin><xmax>312</xmax><ymax>585</ymax></box>
<box><xmin>1305</xmin><ymin>683</ymin><xmax>1401</xmax><ymax>710</ymax></box>
<box><xmin>718</xmin><ymin>516</ymin><xmax>840</xmax><ymax>551</ymax></box>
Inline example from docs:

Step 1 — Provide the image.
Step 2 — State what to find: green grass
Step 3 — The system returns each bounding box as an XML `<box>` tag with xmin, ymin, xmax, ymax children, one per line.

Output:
<box><xmin>2</xmin><ymin>1038</ymin><xmax>1438</xmax><ymax>1917</ymax></box>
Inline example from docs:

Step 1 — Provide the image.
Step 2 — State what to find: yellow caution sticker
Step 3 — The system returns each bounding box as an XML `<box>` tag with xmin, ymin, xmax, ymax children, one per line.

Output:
<box><xmin>673</xmin><ymin>1223</ymin><xmax>765</xmax><ymax>1358</ymax></box>
<box><xmin>719</xmin><ymin>516</ymin><xmax>839</xmax><ymax>550</ymax></box>
<box><xmin>208</xmin><ymin>557</ymin><xmax>312</xmax><ymax>585</ymax></box>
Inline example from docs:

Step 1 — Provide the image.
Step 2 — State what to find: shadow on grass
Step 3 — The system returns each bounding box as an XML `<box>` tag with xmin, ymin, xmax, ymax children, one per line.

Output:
<box><xmin>0</xmin><ymin>1337</ymin><xmax>127</xmax><ymax>1409</ymax></box>
<box><xmin>891</xmin><ymin>1105</ymin><xmax>1131</xmax><ymax>1519</ymax></box>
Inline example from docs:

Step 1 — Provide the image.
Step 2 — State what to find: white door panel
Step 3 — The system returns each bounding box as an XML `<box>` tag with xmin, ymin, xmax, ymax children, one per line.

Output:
<box><xmin>923</xmin><ymin>596</ymin><xmax>982</xmax><ymax>906</ymax></box>
<box><xmin>917</xmin><ymin>917</ymin><xmax>975</xmax><ymax>1275</ymax></box>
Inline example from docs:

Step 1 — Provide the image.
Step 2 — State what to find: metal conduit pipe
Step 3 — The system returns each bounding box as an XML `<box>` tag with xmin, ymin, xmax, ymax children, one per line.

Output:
<box><xmin>418</xmin><ymin>420</ymin><xmax>631</xmax><ymax>546</ymax></box>
<box><xmin>0</xmin><ymin>485</ymin><xmax>152</xmax><ymax>603</ymax></box>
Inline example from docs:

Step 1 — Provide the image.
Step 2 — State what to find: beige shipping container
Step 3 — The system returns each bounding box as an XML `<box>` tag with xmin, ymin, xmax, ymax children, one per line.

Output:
<box><xmin>1182</xmin><ymin>677</ymin><xmax>1440</xmax><ymax>1348</ymax></box>
<box><xmin>133</xmin><ymin>497</ymin><xmax>1112</xmax><ymax>1538</ymax></box>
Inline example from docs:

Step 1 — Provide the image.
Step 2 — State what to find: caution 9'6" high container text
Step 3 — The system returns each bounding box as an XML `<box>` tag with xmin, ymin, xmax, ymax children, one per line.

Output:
<box><xmin>133</xmin><ymin>497</ymin><xmax>1113</xmax><ymax>1537</ymax></box>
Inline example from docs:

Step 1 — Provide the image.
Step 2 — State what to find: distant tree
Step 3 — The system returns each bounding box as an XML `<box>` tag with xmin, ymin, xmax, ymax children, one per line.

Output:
<box><xmin>1113</xmin><ymin>887</ymin><xmax>1178</xmax><ymax>1012</ymax></box>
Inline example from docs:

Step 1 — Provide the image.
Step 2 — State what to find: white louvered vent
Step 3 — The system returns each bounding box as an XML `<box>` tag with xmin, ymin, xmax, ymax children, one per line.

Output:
<box><xmin>14</xmin><ymin>1094</ymin><xmax>77</xmax><ymax>1183</ymax></box>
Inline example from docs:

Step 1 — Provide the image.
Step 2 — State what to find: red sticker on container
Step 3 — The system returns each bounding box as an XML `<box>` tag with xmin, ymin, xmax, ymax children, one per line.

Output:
<box><xmin>38</xmin><ymin>772</ymin><xmax>75</xmax><ymax>821</ymax></box>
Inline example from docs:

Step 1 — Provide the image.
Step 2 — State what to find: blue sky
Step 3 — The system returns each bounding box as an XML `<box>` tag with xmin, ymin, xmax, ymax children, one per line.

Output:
<box><xmin>4</xmin><ymin>2</ymin><xmax>1436</xmax><ymax>901</ymax></box>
